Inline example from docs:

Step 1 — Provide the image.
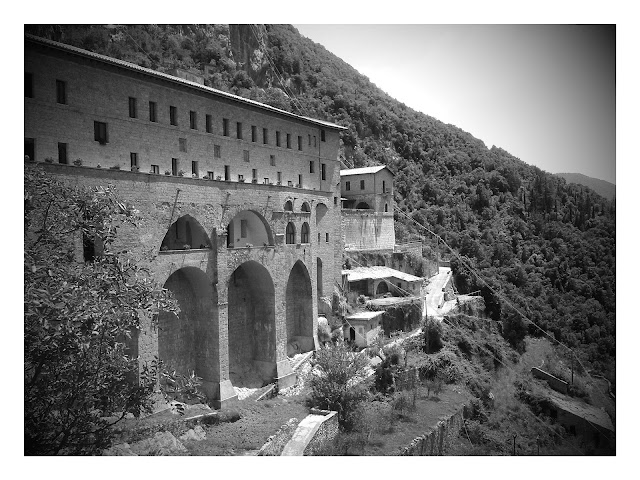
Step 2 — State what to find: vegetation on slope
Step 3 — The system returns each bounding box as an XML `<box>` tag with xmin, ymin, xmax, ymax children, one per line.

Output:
<box><xmin>25</xmin><ymin>24</ymin><xmax>615</xmax><ymax>383</ymax></box>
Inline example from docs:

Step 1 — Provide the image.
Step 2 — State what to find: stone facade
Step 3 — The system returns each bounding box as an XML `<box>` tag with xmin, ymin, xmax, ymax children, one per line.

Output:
<box><xmin>25</xmin><ymin>34</ymin><xmax>346</xmax><ymax>407</ymax></box>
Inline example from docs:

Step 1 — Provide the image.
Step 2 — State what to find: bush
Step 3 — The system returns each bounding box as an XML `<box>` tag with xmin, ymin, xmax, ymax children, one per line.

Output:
<box><xmin>308</xmin><ymin>341</ymin><xmax>370</xmax><ymax>430</ymax></box>
<box><xmin>502</xmin><ymin>312</ymin><xmax>528</xmax><ymax>352</ymax></box>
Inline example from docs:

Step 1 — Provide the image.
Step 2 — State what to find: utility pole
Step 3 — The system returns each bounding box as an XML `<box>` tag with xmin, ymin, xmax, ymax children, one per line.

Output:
<box><xmin>512</xmin><ymin>433</ymin><xmax>518</xmax><ymax>456</ymax></box>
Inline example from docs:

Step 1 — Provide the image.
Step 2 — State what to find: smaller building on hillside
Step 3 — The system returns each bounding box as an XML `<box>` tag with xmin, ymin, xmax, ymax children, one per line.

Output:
<box><xmin>340</xmin><ymin>166</ymin><xmax>395</xmax><ymax>251</ymax></box>
<box><xmin>344</xmin><ymin>311</ymin><xmax>384</xmax><ymax>348</ymax></box>
<box><xmin>343</xmin><ymin>266</ymin><xmax>422</xmax><ymax>298</ymax></box>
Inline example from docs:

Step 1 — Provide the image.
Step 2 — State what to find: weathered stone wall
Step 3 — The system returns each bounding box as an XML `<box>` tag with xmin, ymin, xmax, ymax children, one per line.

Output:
<box><xmin>257</xmin><ymin>418</ymin><xmax>300</xmax><ymax>456</ymax></box>
<box><xmin>303</xmin><ymin>409</ymin><xmax>339</xmax><ymax>456</ymax></box>
<box><xmin>342</xmin><ymin>210</ymin><xmax>395</xmax><ymax>251</ymax></box>
<box><xmin>399</xmin><ymin>404</ymin><xmax>467</xmax><ymax>456</ymax></box>
<box><xmin>531</xmin><ymin>367</ymin><xmax>569</xmax><ymax>395</ymax></box>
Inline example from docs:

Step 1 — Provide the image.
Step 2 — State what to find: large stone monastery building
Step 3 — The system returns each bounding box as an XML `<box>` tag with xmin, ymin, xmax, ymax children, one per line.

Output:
<box><xmin>24</xmin><ymin>34</ymin><xmax>347</xmax><ymax>407</ymax></box>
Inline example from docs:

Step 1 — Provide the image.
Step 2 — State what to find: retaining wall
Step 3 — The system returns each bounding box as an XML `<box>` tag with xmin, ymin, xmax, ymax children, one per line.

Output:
<box><xmin>399</xmin><ymin>404</ymin><xmax>467</xmax><ymax>456</ymax></box>
<box><xmin>257</xmin><ymin>418</ymin><xmax>300</xmax><ymax>456</ymax></box>
<box><xmin>302</xmin><ymin>409</ymin><xmax>339</xmax><ymax>455</ymax></box>
<box><xmin>531</xmin><ymin>367</ymin><xmax>569</xmax><ymax>394</ymax></box>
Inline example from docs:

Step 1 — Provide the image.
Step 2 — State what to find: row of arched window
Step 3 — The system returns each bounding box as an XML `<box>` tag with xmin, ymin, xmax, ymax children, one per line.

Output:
<box><xmin>285</xmin><ymin>221</ymin><xmax>309</xmax><ymax>244</ymax></box>
<box><xmin>284</xmin><ymin>200</ymin><xmax>311</xmax><ymax>212</ymax></box>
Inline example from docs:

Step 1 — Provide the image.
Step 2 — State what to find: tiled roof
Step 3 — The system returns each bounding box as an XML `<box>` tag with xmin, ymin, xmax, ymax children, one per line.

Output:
<box><xmin>346</xmin><ymin>311</ymin><xmax>384</xmax><ymax>321</ymax></box>
<box><xmin>340</xmin><ymin>165</ymin><xmax>392</xmax><ymax>176</ymax></box>
<box><xmin>342</xmin><ymin>266</ymin><xmax>422</xmax><ymax>283</ymax></box>
<box><xmin>25</xmin><ymin>34</ymin><xmax>347</xmax><ymax>131</ymax></box>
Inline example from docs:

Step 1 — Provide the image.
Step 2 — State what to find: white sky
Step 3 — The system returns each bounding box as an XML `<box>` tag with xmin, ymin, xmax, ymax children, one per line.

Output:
<box><xmin>294</xmin><ymin>24</ymin><xmax>616</xmax><ymax>184</ymax></box>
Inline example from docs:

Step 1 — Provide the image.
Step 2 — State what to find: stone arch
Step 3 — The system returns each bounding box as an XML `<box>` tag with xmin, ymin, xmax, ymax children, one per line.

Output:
<box><xmin>376</xmin><ymin>281</ymin><xmax>389</xmax><ymax>296</ymax></box>
<box><xmin>286</xmin><ymin>222</ymin><xmax>296</xmax><ymax>244</ymax></box>
<box><xmin>316</xmin><ymin>203</ymin><xmax>328</xmax><ymax>225</ymax></box>
<box><xmin>301</xmin><ymin>222</ymin><xmax>310</xmax><ymax>244</ymax></box>
<box><xmin>286</xmin><ymin>260</ymin><xmax>313</xmax><ymax>355</ymax></box>
<box><xmin>356</xmin><ymin>201</ymin><xmax>371</xmax><ymax>210</ymax></box>
<box><xmin>301</xmin><ymin>201</ymin><xmax>311</xmax><ymax>212</ymax></box>
<box><xmin>284</xmin><ymin>200</ymin><xmax>293</xmax><ymax>212</ymax></box>
<box><xmin>158</xmin><ymin>267</ymin><xmax>217</xmax><ymax>381</ymax></box>
<box><xmin>161</xmin><ymin>214</ymin><xmax>210</xmax><ymax>251</ymax></box>
<box><xmin>228</xmin><ymin>261</ymin><xmax>276</xmax><ymax>387</ymax></box>
<box><xmin>226</xmin><ymin>209</ymin><xmax>273</xmax><ymax>248</ymax></box>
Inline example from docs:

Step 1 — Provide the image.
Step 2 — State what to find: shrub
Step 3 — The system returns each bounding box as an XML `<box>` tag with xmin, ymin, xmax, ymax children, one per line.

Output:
<box><xmin>502</xmin><ymin>312</ymin><xmax>528</xmax><ymax>352</ymax></box>
<box><xmin>308</xmin><ymin>341</ymin><xmax>370</xmax><ymax>430</ymax></box>
<box><xmin>424</xmin><ymin>317</ymin><xmax>444</xmax><ymax>353</ymax></box>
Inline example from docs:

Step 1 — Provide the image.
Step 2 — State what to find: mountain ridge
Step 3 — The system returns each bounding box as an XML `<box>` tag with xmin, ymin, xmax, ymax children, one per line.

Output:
<box><xmin>554</xmin><ymin>172</ymin><xmax>615</xmax><ymax>200</ymax></box>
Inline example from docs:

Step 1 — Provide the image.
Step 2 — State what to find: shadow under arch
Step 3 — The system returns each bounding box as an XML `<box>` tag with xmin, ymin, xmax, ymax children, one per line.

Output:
<box><xmin>158</xmin><ymin>267</ymin><xmax>218</xmax><ymax>382</ymax></box>
<box><xmin>316</xmin><ymin>203</ymin><xmax>328</xmax><ymax>225</ymax></box>
<box><xmin>161</xmin><ymin>214</ymin><xmax>211</xmax><ymax>251</ymax></box>
<box><xmin>356</xmin><ymin>202</ymin><xmax>371</xmax><ymax>210</ymax></box>
<box><xmin>226</xmin><ymin>209</ymin><xmax>274</xmax><ymax>248</ymax></box>
<box><xmin>286</xmin><ymin>260</ymin><xmax>314</xmax><ymax>356</ymax></box>
<box><xmin>228</xmin><ymin>260</ymin><xmax>276</xmax><ymax>387</ymax></box>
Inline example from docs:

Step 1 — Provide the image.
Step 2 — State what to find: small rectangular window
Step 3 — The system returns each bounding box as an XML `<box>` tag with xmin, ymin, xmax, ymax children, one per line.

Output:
<box><xmin>264</xmin><ymin>177</ymin><xmax>269</xmax><ymax>185</ymax></box>
<box><xmin>58</xmin><ymin>142</ymin><xmax>67</xmax><ymax>164</ymax></box>
<box><xmin>214</xmin><ymin>144</ymin><xmax>221</xmax><ymax>158</ymax></box>
<box><xmin>270</xmin><ymin>155</ymin><xmax>276</xmax><ymax>166</ymax></box>
<box><xmin>224</xmin><ymin>165</ymin><xmax>230</xmax><ymax>181</ymax></box>
<box><xmin>149</xmin><ymin>101</ymin><xmax>157</xmax><ymax>122</ymax></box>
<box><xmin>360</xmin><ymin>179</ymin><xmax>365</xmax><ymax>190</ymax></box>
<box><xmin>251</xmin><ymin>125</ymin><xmax>257</xmax><ymax>142</ymax></box>
<box><xmin>244</xmin><ymin>150</ymin><xmax>250</xmax><ymax>162</ymax></box>
<box><xmin>207</xmin><ymin>171</ymin><xmax>214</xmax><ymax>180</ymax></box>
<box><xmin>223</xmin><ymin>118</ymin><xmax>229</xmax><ymax>136</ymax></box>
<box><xmin>314</xmin><ymin>136</ymin><xmax>317</xmax><ymax>147</ymax></box>
<box><xmin>129</xmin><ymin>97</ymin><xmax>137</xmax><ymax>118</ymax></box>
<box><xmin>172</xmin><ymin>158</ymin><xmax>178</xmax><ymax>176</ymax></box>
<box><xmin>192</xmin><ymin>161</ymin><xmax>198</xmax><ymax>176</ymax></box>
<box><xmin>238</xmin><ymin>174</ymin><xmax>244</xmax><ymax>182</ymax></box>
<box><xmin>206</xmin><ymin>114</ymin><xmax>212</xmax><ymax>133</ymax></box>
<box><xmin>277</xmin><ymin>171</ymin><xmax>282</xmax><ymax>184</ymax></box>
<box><xmin>346</xmin><ymin>181</ymin><xmax>351</xmax><ymax>191</ymax></box>
<box><xmin>276</xmin><ymin>131</ymin><xmax>281</xmax><ymax>147</ymax></box>
<box><xmin>286</xmin><ymin>133</ymin><xmax>291</xmax><ymax>149</ymax></box>
<box><xmin>321</xmin><ymin>163</ymin><xmax>326</xmax><ymax>181</ymax></box>
<box><xmin>190</xmin><ymin>111</ymin><xmax>197</xmax><ymax>130</ymax></box>
<box><xmin>321</xmin><ymin>129</ymin><xmax>326</xmax><ymax>142</ymax></box>
<box><xmin>25</xmin><ymin>72</ymin><xmax>33</xmax><ymax>98</ymax></box>
<box><xmin>151</xmin><ymin>164</ymin><xmax>160</xmax><ymax>174</ymax></box>
<box><xmin>298</xmin><ymin>174</ymin><xmax>302</xmax><ymax>187</ymax></box>
<box><xmin>310</xmin><ymin>161</ymin><xmax>315</xmax><ymax>173</ymax></box>
<box><xmin>382</xmin><ymin>180</ymin><xmax>386</xmax><ymax>193</ymax></box>
<box><xmin>334</xmin><ymin>196</ymin><xmax>337</xmax><ymax>205</ymax></box>
<box><xmin>326</xmin><ymin>233</ymin><xmax>329</xmax><ymax>242</ymax></box>
<box><xmin>56</xmin><ymin>80</ymin><xmax>67</xmax><ymax>105</ymax></box>
<box><xmin>237</xmin><ymin>122</ymin><xmax>243</xmax><ymax>139</ymax></box>
<box><xmin>263</xmin><ymin>128</ymin><xmax>268</xmax><ymax>144</ymax></box>
<box><xmin>94</xmin><ymin>121</ymin><xmax>108</xmax><ymax>144</ymax></box>
<box><xmin>252</xmin><ymin>168</ymin><xmax>258</xmax><ymax>180</ymax></box>
<box><xmin>170</xmin><ymin>106</ymin><xmax>177</xmax><ymax>126</ymax></box>
<box><xmin>298</xmin><ymin>135</ymin><xmax>302</xmax><ymax>151</ymax></box>
<box><xmin>130</xmin><ymin>152</ymin><xmax>138</xmax><ymax>167</ymax></box>
<box><xmin>240</xmin><ymin>219</ymin><xmax>248</xmax><ymax>238</ymax></box>
<box><xmin>308</xmin><ymin>134</ymin><xmax>311</xmax><ymax>146</ymax></box>
<box><xmin>179</xmin><ymin>138</ymin><xmax>187</xmax><ymax>152</ymax></box>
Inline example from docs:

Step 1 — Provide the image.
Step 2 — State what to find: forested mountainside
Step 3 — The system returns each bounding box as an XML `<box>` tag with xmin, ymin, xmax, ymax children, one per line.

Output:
<box><xmin>25</xmin><ymin>24</ymin><xmax>616</xmax><ymax>382</ymax></box>
<box><xmin>555</xmin><ymin>173</ymin><xmax>616</xmax><ymax>201</ymax></box>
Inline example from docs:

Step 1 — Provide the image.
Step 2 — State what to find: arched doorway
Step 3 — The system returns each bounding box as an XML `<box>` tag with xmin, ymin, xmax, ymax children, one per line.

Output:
<box><xmin>228</xmin><ymin>261</ymin><xmax>276</xmax><ymax>387</ymax></box>
<box><xmin>286</xmin><ymin>261</ymin><xmax>313</xmax><ymax>356</ymax></box>
<box><xmin>376</xmin><ymin>281</ymin><xmax>389</xmax><ymax>296</ymax></box>
<box><xmin>158</xmin><ymin>267</ymin><xmax>217</xmax><ymax>380</ymax></box>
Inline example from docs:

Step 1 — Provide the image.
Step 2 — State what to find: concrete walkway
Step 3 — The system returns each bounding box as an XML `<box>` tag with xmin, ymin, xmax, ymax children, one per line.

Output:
<box><xmin>280</xmin><ymin>413</ymin><xmax>326</xmax><ymax>456</ymax></box>
<box><xmin>423</xmin><ymin>266</ymin><xmax>452</xmax><ymax>319</ymax></box>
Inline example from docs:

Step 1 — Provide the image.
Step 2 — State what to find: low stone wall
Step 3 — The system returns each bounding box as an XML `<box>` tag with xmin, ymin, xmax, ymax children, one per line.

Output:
<box><xmin>303</xmin><ymin>409</ymin><xmax>339</xmax><ymax>455</ymax></box>
<box><xmin>257</xmin><ymin>418</ymin><xmax>300</xmax><ymax>456</ymax></box>
<box><xmin>399</xmin><ymin>404</ymin><xmax>467</xmax><ymax>456</ymax></box>
<box><xmin>531</xmin><ymin>367</ymin><xmax>569</xmax><ymax>394</ymax></box>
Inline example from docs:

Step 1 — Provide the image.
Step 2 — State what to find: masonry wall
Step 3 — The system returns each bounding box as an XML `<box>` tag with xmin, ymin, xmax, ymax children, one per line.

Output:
<box><xmin>342</xmin><ymin>210</ymin><xmax>395</xmax><ymax>250</ymax></box>
<box><xmin>399</xmin><ymin>405</ymin><xmax>467</xmax><ymax>456</ymax></box>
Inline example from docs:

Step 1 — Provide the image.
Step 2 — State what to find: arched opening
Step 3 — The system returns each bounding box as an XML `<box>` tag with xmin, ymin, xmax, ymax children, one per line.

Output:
<box><xmin>301</xmin><ymin>222</ymin><xmax>310</xmax><ymax>244</ymax></box>
<box><xmin>301</xmin><ymin>201</ymin><xmax>310</xmax><ymax>212</ymax></box>
<box><xmin>356</xmin><ymin>202</ymin><xmax>371</xmax><ymax>209</ymax></box>
<box><xmin>286</xmin><ymin>260</ymin><xmax>313</xmax><ymax>356</ymax></box>
<box><xmin>226</xmin><ymin>210</ymin><xmax>273</xmax><ymax>248</ymax></box>
<box><xmin>286</xmin><ymin>222</ymin><xmax>296</xmax><ymax>244</ymax></box>
<box><xmin>228</xmin><ymin>261</ymin><xmax>276</xmax><ymax>387</ymax></box>
<box><xmin>376</xmin><ymin>281</ymin><xmax>389</xmax><ymax>297</ymax></box>
<box><xmin>385</xmin><ymin>203</ymin><xmax>389</xmax><ymax>212</ymax></box>
<box><xmin>161</xmin><ymin>215</ymin><xmax>210</xmax><ymax>251</ymax></box>
<box><xmin>317</xmin><ymin>257</ymin><xmax>323</xmax><ymax>297</ymax></box>
<box><xmin>158</xmin><ymin>267</ymin><xmax>217</xmax><ymax>381</ymax></box>
<box><xmin>284</xmin><ymin>200</ymin><xmax>293</xmax><ymax>212</ymax></box>
<box><xmin>316</xmin><ymin>203</ymin><xmax>328</xmax><ymax>225</ymax></box>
